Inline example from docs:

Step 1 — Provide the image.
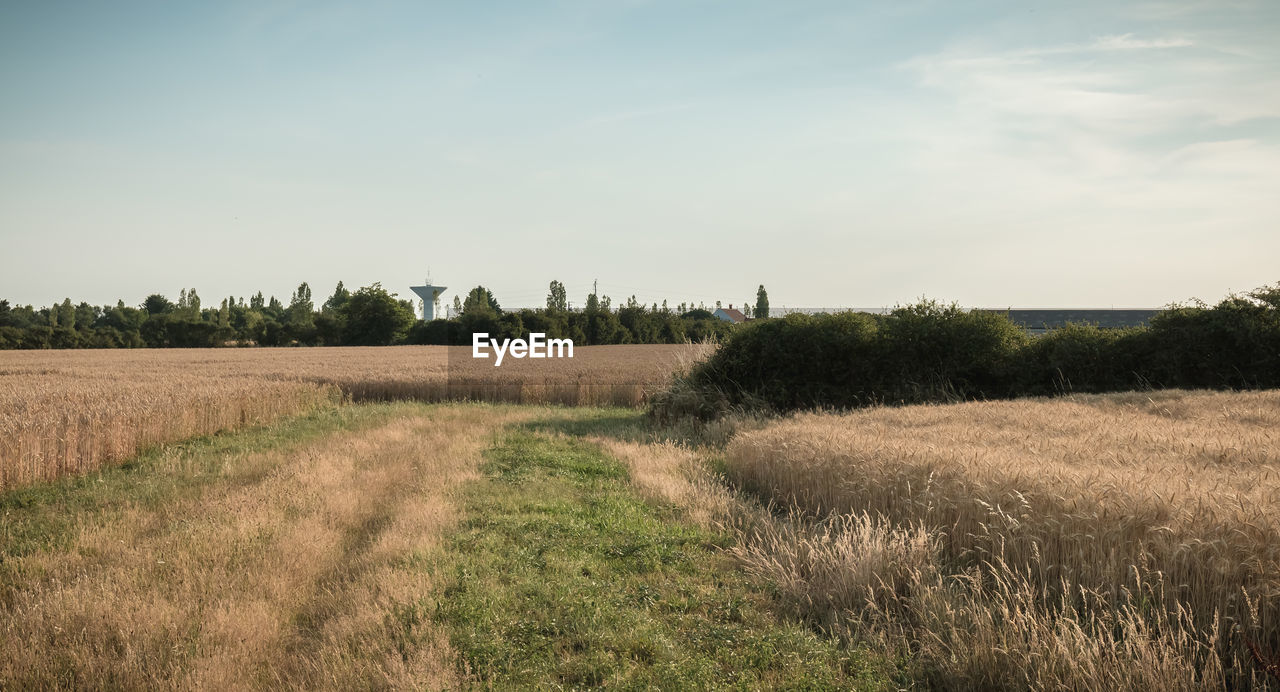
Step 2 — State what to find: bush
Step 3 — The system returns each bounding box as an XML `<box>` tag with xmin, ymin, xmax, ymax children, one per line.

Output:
<box><xmin>407</xmin><ymin>319</ymin><xmax>454</xmax><ymax>345</ymax></box>
<box><xmin>656</xmin><ymin>284</ymin><xmax>1280</xmax><ymax>417</ymax></box>
<box><xmin>876</xmin><ymin>301</ymin><xmax>1029</xmax><ymax>402</ymax></box>
<box><xmin>689</xmin><ymin>312</ymin><xmax>881</xmax><ymax>412</ymax></box>
<box><xmin>1019</xmin><ymin>324</ymin><xmax>1142</xmax><ymax>394</ymax></box>
<box><xmin>681</xmin><ymin>305</ymin><xmax>1029</xmax><ymax>413</ymax></box>
<box><xmin>1143</xmin><ymin>295</ymin><xmax>1280</xmax><ymax>388</ymax></box>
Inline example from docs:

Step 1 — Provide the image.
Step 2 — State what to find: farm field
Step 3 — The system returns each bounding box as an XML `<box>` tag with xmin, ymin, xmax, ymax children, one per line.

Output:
<box><xmin>0</xmin><ymin>345</ymin><xmax>705</xmax><ymax>489</ymax></box>
<box><xmin>724</xmin><ymin>390</ymin><xmax>1280</xmax><ymax>689</ymax></box>
<box><xmin>6</xmin><ymin>0</ymin><xmax>1274</xmax><ymax>686</ymax></box>
<box><xmin>4</xmin><ymin>347</ymin><xmax>1279</xmax><ymax>688</ymax></box>
<box><xmin>0</xmin><ymin>403</ymin><xmax>887</xmax><ymax>689</ymax></box>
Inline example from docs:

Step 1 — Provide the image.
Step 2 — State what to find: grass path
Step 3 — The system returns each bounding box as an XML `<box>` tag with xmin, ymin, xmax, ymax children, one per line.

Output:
<box><xmin>1</xmin><ymin>404</ymin><xmax>892</xmax><ymax>689</ymax></box>
<box><xmin>428</xmin><ymin>427</ymin><xmax>891</xmax><ymax>689</ymax></box>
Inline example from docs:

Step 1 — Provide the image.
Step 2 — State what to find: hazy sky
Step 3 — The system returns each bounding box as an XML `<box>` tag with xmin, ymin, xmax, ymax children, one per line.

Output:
<box><xmin>2</xmin><ymin>1</ymin><xmax>1277</xmax><ymax>310</ymax></box>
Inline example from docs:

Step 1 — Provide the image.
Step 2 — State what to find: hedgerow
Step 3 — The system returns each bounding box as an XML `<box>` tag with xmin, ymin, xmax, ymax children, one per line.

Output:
<box><xmin>652</xmin><ymin>283</ymin><xmax>1280</xmax><ymax>418</ymax></box>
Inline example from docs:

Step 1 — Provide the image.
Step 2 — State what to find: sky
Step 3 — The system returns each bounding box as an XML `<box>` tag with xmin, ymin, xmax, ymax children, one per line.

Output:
<box><xmin>1</xmin><ymin>0</ymin><xmax>1277</xmax><ymax>311</ymax></box>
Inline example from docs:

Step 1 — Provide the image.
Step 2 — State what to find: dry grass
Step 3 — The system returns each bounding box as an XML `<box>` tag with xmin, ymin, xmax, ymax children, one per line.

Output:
<box><xmin>595</xmin><ymin>439</ymin><xmax>739</xmax><ymax>530</ymax></box>
<box><xmin>1</xmin><ymin>403</ymin><xmax>535</xmax><ymax>688</ymax></box>
<box><xmin>0</xmin><ymin>344</ymin><xmax>706</xmax><ymax>489</ymax></box>
<box><xmin>564</xmin><ymin>406</ymin><xmax>1271</xmax><ymax>688</ymax></box>
<box><xmin>721</xmin><ymin>389</ymin><xmax>1280</xmax><ymax>689</ymax></box>
<box><xmin>308</xmin><ymin>344</ymin><xmax>708</xmax><ymax>406</ymax></box>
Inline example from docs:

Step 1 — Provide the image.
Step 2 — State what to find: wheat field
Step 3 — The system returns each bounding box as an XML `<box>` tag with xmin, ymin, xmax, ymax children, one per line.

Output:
<box><xmin>9</xmin><ymin>343</ymin><xmax>1278</xmax><ymax>686</ymax></box>
<box><xmin>1</xmin><ymin>403</ymin><xmax>536</xmax><ymax>688</ymax></box>
<box><xmin>723</xmin><ymin>390</ymin><xmax>1280</xmax><ymax>688</ymax></box>
<box><xmin>0</xmin><ymin>345</ymin><xmax>704</xmax><ymax>489</ymax></box>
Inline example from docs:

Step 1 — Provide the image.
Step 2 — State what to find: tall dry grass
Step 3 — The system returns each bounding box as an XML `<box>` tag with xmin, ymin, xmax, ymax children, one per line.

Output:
<box><xmin>722</xmin><ymin>390</ymin><xmax>1280</xmax><ymax>688</ymax></box>
<box><xmin>0</xmin><ymin>345</ymin><xmax>705</xmax><ymax>489</ymax></box>
<box><xmin>0</xmin><ymin>372</ymin><xmax>339</xmax><ymax>489</ymax></box>
<box><xmin>596</xmin><ymin>439</ymin><xmax>739</xmax><ymax>530</ymax></box>
<box><xmin>309</xmin><ymin>344</ymin><xmax>705</xmax><ymax>407</ymax></box>
<box><xmin>1</xmin><ymin>404</ymin><xmax>535</xmax><ymax>688</ymax></box>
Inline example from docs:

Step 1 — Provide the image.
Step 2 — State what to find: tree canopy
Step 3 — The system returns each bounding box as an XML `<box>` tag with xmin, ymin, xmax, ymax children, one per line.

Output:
<box><xmin>341</xmin><ymin>283</ymin><xmax>416</xmax><ymax>346</ymax></box>
<box><xmin>463</xmin><ymin>286</ymin><xmax>501</xmax><ymax>317</ymax></box>
<box><xmin>0</xmin><ymin>280</ymin><xmax>748</xmax><ymax>349</ymax></box>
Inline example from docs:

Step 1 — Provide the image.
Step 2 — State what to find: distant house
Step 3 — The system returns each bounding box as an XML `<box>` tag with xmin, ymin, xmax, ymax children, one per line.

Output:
<box><xmin>713</xmin><ymin>306</ymin><xmax>747</xmax><ymax>324</ymax></box>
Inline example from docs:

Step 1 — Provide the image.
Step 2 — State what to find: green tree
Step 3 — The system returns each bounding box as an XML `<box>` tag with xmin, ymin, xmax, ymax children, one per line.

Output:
<box><xmin>755</xmin><ymin>284</ymin><xmax>770</xmax><ymax>320</ymax></box>
<box><xmin>580</xmin><ymin>288</ymin><xmax>621</xmax><ymax>344</ymax></box>
<box><xmin>265</xmin><ymin>296</ymin><xmax>285</xmax><ymax>321</ymax></box>
<box><xmin>56</xmin><ymin>298</ymin><xmax>75</xmax><ymax>329</ymax></box>
<box><xmin>177</xmin><ymin>288</ymin><xmax>201</xmax><ymax>318</ymax></box>
<box><xmin>250</xmin><ymin>292</ymin><xmax>265</xmax><ymax>310</ymax></box>
<box><xmin>322</xmin><ymin>281</ymin><xmax>350</xmax><ymax>313</ymax></box>
<box><xmin>104</xmin><ymin>301</ymin><xmax>145</xmax><ymax>334</ymax></box>
<box><xmin>462</xmin><ymin>286</ymin><xmax>501</xmax><ymax>317</ymax></box>
<box><xmin>214</xmin><ymin>299</ymin><xmax>235</xmax><ymax>344</ymax></box>
<box><xmin>241</xmin><ymin>310</ymin><xmax>265</xmax><ymax>342</ymax></box>
<box><xmin>546</xmin><ymin>280</ymin><xmax>568</xmax><ymax>312</ymax></box>
<box><xmin>314</xmin><ymin>310</ymin><xmax>344</xmax><ymax>345</ymax></box>
<box><xmin>451</xmin><ymin>295</ymin><xmax>463</xmax><ymax>317</ymax></box>
<box><xmin>287</xmin><ymin>282</ymin><xmax>315</xmax><ymax>328</ymax></box>
<box><xmin>140</xmin><ymin>313</ymin><xmax>169</xmax><ymax>347</ymax></box>
<box><xmin>341</xmin><ymin>283</ymin><xmax>416</xmax><ymax>346</ymax></box>
<box><xmin>142</xmin><ymin>294</ymin><xmax>174</xmax><ymax>315</ymax></box>
<box><xmin>75</xmin><ymin>302</ymin><xmax>99</xmax><ymax>329</ymax></box>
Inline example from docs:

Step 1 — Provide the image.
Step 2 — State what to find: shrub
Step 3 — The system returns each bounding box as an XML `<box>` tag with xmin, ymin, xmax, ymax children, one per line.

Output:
<box><xmin>656</xmin><ymin>283</ymin><xmax>1280</xmax><ymax>417</ymax></box>
<box><xmin>688</xmin><ymin>312</ymin><xmax>881</xmax><ymax>412</ymax></box>
<box><xmin>680</xmin><ymin>303</ymin><xmax>1029</xmax><ymax>413</ymax></box>
<box><xmin>875</xmin><ymin>301</ymin><xmax>1029</xmax><ymax>402</ymax></box>
<box><xmin>1019</xmin><ymin>324</ymin><xmax>1143</xmax><ymax>394</ymax></box>
<box><xmin>1143</xmin><ymin>295</ymin><xmax>1280</xmax><ymax>389</ymax></box>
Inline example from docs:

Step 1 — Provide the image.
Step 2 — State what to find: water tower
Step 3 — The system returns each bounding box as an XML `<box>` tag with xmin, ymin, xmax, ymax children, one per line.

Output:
<box><xmin>409</xmin><ymin>279</ymin><xmax>447</xmax><ymax>321</ymax></box>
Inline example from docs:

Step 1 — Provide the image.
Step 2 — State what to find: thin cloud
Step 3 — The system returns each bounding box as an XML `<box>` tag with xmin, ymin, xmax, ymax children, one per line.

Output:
<box><xmin>878</xmin><ymin>22</ymin><xmax>1280</xmax><ymax>269</ymax></box>
<box><xmin>1090</xmin><ymin>33</ymin><xmax>1194</xmax><ymax>51</ymax></box>
<box><xmin>900</xmin><ymin>31</ymin><xmax>1275</xmax><ymax>135</ymax></box>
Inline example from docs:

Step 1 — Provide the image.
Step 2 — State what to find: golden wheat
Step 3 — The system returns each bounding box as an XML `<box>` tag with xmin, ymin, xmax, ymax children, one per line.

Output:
<box><xmin>0</xmin><ymin>344</ymin><xmax>706</xmax><ymax>489</ymax></box>
<box><xmin>723</xmin><ymin>389</ymin><xmax>1280</xmax><ymax>688</ymax></box>
<box><xmin>1</xmin><ymin>403</ymin><xmax>536</xmax><ymax>688</ymax></box>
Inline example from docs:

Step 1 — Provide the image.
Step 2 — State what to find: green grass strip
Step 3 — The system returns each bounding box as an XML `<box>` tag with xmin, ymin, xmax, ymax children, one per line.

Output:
<box><xmin>433</xmin><ymin>428</ymin><xmax>893</xmax><ymax>689</ymax></box>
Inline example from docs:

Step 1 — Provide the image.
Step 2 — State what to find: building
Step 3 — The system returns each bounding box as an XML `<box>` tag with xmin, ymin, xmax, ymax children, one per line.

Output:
<box><xmin>713</xmin><ymin>305</ymin><xmax>747</xmax><ymax>323</ymax></box>
<box><xmin>409</xmin><ymin>282</ymin><xmax>448</xmax><ymax>321</ymax></box>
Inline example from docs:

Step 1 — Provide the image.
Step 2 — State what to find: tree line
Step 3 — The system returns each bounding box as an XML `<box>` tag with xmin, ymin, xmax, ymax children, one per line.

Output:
<box><xmin>653</xmin><ymin>282</ymin><xmax>1280</xmax><ymax>419</ymax></box>
<box><xmin>0</xmin><ymin>281</ymin><xmax>769</xmax><ymax>349</ymax></box>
